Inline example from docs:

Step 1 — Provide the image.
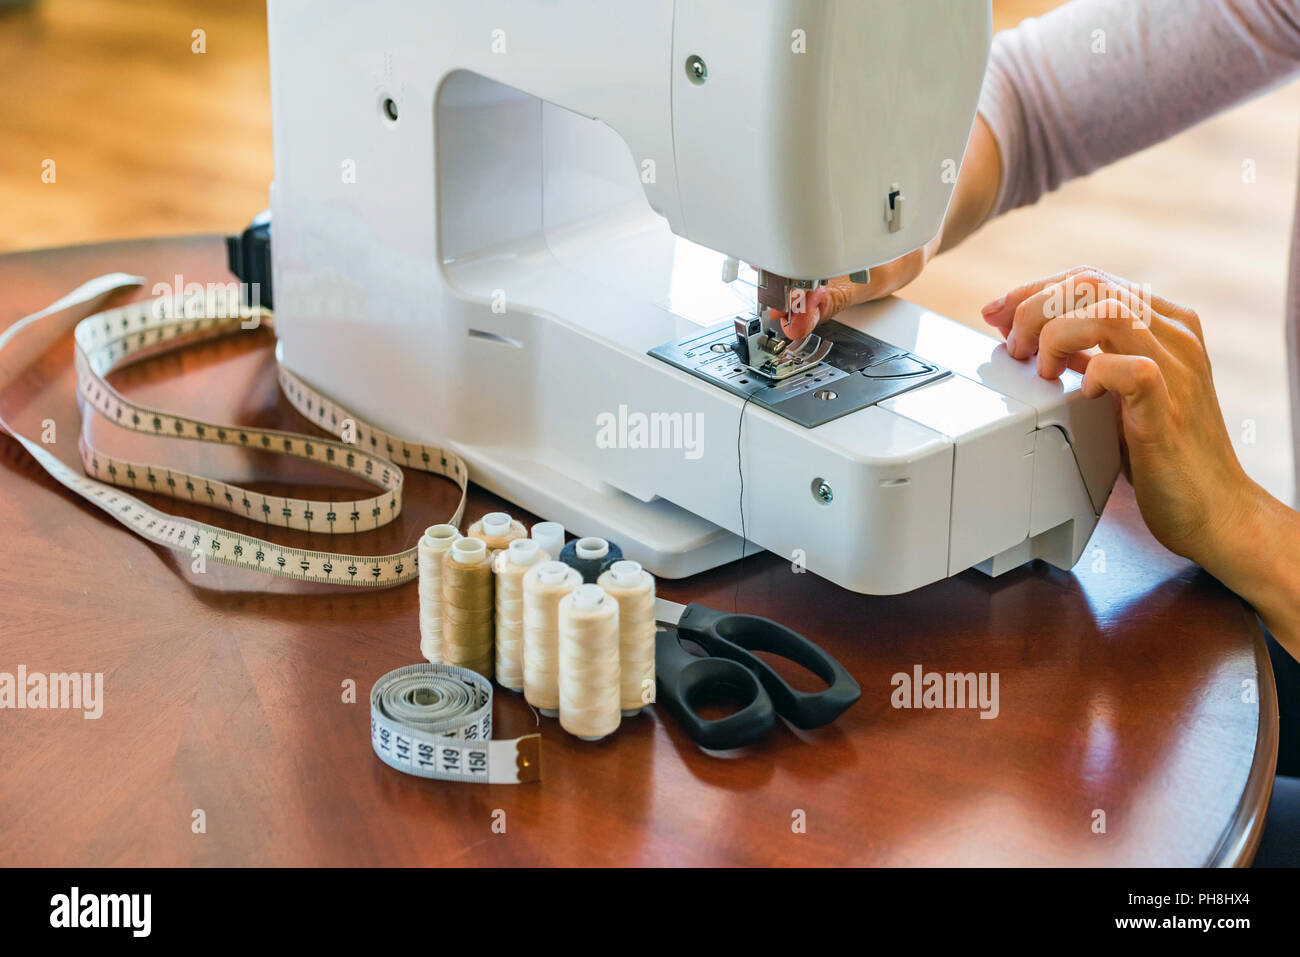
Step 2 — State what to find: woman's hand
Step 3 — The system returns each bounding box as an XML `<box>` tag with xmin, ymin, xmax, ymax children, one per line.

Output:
<box><xmin>982</xmin><ymin>264</ymin><xmax>1300</xmax><ymax>658</ymax></box>
<box><xmin>772</xmin><ymin>238</ymin><xmax>941</xmax><ymax>339</ymax></box>
<box><xmin>980</xmin><ymin>265</ymin><xmax>1262</xmax><ymax>570</ymax></box>
<box><xmin>772</xmin><ymin>114</ymin><xmax>1003</xmax><ymax>338</ymax></box>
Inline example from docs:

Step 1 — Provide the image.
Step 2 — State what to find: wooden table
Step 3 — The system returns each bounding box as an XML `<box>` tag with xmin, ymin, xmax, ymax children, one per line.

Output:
<box><xmin>0</xmin><ymin>237</ymin><xmax>1278</xmax><ymax>866</ymax></box>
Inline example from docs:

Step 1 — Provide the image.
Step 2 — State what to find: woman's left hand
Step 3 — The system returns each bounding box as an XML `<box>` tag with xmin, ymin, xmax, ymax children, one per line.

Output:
<box><xmin>979</xmin><ymin>266</ymin><xmax>1263</xmax><ymax>570</ymax></box>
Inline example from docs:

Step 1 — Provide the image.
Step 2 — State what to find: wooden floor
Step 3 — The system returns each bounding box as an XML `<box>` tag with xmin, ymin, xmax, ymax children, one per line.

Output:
<box><xmin>2</xmin><ymin>0</ymin><xmax>1297</xmax><ymax>503</ymax></box>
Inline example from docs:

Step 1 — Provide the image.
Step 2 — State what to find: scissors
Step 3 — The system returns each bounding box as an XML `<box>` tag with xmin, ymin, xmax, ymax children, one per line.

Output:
<box><xmin>654</xmin><ymin>598</ymin><xmax>860</xmax><ymax>750</ymax></box>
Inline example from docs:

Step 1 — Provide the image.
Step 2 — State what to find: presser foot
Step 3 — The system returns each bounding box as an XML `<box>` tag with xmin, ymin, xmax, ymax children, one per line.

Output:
<box><xmin>744</xmin><ymin>333</ymin><xmax>832</xmax><ymax>381</ymax></box>
<box><xmin>732</xmin><ymin>314</ymin><xmax>833</xmax><ymax>382</ymax></box>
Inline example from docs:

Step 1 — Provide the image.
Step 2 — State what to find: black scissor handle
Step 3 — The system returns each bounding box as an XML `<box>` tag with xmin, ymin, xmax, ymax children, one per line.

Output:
<box><xmin>676</xmin><ymin>603</ymin><xmax>861</xmax><ymax>729</ymax></box>
<box><xmin>655</xmin><ymin>628</ymin><xmax>776</xmax><ymax>750</ymax></box>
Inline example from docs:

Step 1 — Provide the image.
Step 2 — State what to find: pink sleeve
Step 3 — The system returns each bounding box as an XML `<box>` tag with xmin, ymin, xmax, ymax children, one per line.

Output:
<box><xmin>979</xmin><ymin>0</ymin><xmax>1300</xmax><ymax>216</ymax></box>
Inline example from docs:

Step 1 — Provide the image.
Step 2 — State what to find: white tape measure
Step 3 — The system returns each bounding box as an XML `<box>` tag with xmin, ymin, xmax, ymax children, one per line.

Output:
<box><xmin>371</xmin><ymin>663</ymin><xmax>541</xmax><ymax>784</ymax></box>
<box><xmin>0</xmin><ymin>274</ymin><xmax>467</xmax><ymax>587</ymax></box>
<box><xmin>2</xmin><ymin>275</ymin><xmax>541</xmax><ymax>783</ymax></box>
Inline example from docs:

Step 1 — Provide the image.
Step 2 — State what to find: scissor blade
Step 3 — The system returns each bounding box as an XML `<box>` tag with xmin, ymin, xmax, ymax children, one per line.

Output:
<box><xmin>654</xmin><ymin>597</ymin><xmax>686</xmax><ymax>627</ymax></box>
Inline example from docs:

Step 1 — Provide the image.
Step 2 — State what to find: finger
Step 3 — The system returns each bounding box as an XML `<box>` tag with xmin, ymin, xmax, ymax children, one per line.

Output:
<box><xmin>774</xmin><ymin>285</ymin><xmax>828</xmax><ymax>339</ymax></box>
<box><xmin>818</xmin><ymin>276</ymin><xmax>861</xmax><ymax>318</ymax></box>
<box><xmin>1036</xmin><ymin>299</ymin><xmax>1165</xmax><ymax>380</ymax></box>
<box><xmin>1067</xmin><ymin>265</ymin><xmax>1193</xmax><ymax>326</ymax></box>
<box><xmin>777</xmin><ymin>306</ymin><xmax>817</xmax><ymax>340</ymax></box>
<box><xmin>774</xmin><ymin>280</ymin><xmax>857</xmax><ymax>338</ymax></box>
<box><xmin>983</xmin><ymin>265</ymin><xmax>1158</xmax><ymax>342</ymax></box>
<box><xmin>774</xmin><ymin>245</ymin><xmax>934</xmax><ymax>333</ymax></box>
<box><xmin>1080</xmin><ymin>352</ymin><xmax>1172</xmax><ymax>440</ymax></box>
<box><xmin>1008</xmin><ymin>270</ymin><xmax>1166</xmax><ymax>360</ymax></box>
<box><xmin>980</xmin><ymin>266</ymin><xmax>1087</xmax><ymax>334</ymax></box>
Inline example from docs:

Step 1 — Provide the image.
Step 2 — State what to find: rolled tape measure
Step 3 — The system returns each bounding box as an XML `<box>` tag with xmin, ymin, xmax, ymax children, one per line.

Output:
<box><xmin>370</xmin><ymin>663</ymin><xmax>540</xmax><ymax>784</ymax></box>
<box><xmin>0</xmin><ymin>274</ymin><xmax>468</xmax><ymax>587</ymax></box>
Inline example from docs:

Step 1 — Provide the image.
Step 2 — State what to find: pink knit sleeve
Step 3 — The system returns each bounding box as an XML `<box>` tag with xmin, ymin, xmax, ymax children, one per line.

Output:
<box><xmin>979</xmin><ymin>0</ymin><xmax>1300</xmax><ymax>216</ymax></box>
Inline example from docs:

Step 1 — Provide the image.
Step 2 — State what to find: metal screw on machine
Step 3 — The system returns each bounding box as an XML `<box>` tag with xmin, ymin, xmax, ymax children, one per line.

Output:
<box><xmin>814</xmin><ymin>480</ymin><xmax>834</xmax><ymax>504</ymax></box>
<box><xmin>686</xmin><ymin>54</ymin><xmax>707</xmax><ymax>84</ymax></box>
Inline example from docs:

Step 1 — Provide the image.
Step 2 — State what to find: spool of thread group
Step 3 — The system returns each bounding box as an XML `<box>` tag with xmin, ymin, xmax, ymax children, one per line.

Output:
<box><xmin>597</xmin><ymin>560</ymin><xmax>656</xmax><ymax>716</ymax></box>
<box><xmin>530</xmin><ymin>521</ymin><xmax>565</xmax><ymax>564</ymax></box>
<box><xmin>468</xmin><ymin>511</ymin><xmax>527</xmax><ymax>552</ymax></box>
<box><xmin>559</xmin><ymin>536</ymin><xmax>623</xmax><ymax>583</ymax></box>
<box><xmin>493</xmin><ymin>537</ymin><xmax>547</xmax><ymax>693</ymax></box>
<box><xmin>418</xmin><ymin>523</ymin><xmax>460</xmax><ymax>663</ymax></box>
<box><xmin>522</xmin><ymin>560</ymin><xmax>582</xmax><ymax>716</ymax></box>
<box><xmin>441</xmin><ymin>537</ymin><xmax>495</xmax><ymax>678</ymax></box>
<box><xmin>558</xmin><ymin>584</ymin><xmax>622</xmax><ymax>741</ymax></box>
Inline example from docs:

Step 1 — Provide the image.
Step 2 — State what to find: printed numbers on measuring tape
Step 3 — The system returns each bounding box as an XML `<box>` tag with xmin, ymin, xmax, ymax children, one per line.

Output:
<box><xmin>1</xmin><ymin>277</ymin><xmax>540</xmax><ymax>783</ymax></box>
<box><xmin>0</xmin><ymin>274</ymin><xmax>469</xmax><ymax>587</ymax></box>
<box><xmin>370</xmin><ymin>663</ymin><xmax>540</xmax><ymax>784</ymax></box>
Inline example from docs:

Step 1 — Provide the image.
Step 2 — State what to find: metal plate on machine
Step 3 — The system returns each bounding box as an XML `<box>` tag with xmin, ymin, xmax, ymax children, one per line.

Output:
<box><xmin>648</xmin><ymin>318</ymin><xmax>950</xmax><ymax>428</ymax></box>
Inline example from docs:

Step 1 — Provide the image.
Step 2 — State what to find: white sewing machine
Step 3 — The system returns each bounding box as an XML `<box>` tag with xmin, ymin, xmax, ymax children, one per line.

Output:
<box><xmin>264</xmin><ymin>0</ymin><xmax>1120</xmax><ymax>594</ymax></box>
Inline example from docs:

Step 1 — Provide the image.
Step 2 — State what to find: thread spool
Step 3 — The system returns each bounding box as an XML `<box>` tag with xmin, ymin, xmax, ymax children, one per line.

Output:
<box><xmin>468</xmin><ymin>511</ymin><xmax>526</xmax><ymax>552</ymax></box>
<box><xmin>558</xmin><ymin>584</ymin><xmax>622</xmax><ymax>741</ymax></box>
<box><xmin>522</xmin><ymin>560</ymin><xmax>582</xmax><ymax>717</ymax></box>
<box><xmin>441</xmin><ymin>537</ymin><xmax>494</xmax><ymax>678</ymax></box>
<box><xmin>559</xmin><ymin>536</ymin><xmax>623</xmax><ymax>583</ymax></box>
<box><xmin>493</xmin><ymin>537</ymin><xmax>546</xmax><ymax>693</ymax></box>
<box><xmin>418</xmin><ymin>523</ymin><xmax>460</xmax><ymax>663</ymax></box>
<box><xmin>597</xmin><ymin>559</ymin><xmax>656</xmax><ymax>716</ymax></box>
<box><xmin>530</xmin><ymin>521</ymin><xmax>565</xmax><ymax>564</ymax></box>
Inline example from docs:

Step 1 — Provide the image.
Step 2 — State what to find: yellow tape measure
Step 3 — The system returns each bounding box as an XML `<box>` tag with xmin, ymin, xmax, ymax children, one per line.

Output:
<box><xmin>1</xmin><ymin>274</ymin><xmax>467</xmax><ymax>587</ymax></box>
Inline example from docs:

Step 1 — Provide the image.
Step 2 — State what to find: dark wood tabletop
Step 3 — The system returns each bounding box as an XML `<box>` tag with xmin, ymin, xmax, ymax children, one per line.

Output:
<box><xmin>0</xmin><ymin>236</ymin><xmax>1278</xmax><ymax>866</ymax></box>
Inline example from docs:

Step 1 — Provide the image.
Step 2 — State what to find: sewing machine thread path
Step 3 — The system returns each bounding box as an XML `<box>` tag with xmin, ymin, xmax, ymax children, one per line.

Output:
<box><xmin>266</xmin><ymin>0</ymin><xmax>1120</xmax><ymax>594</ymax></box>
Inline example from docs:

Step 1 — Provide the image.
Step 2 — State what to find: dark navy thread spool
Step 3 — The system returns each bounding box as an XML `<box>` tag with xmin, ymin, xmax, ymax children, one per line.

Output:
<box><xmin>559</xmin><ymin>536</ymin><xmax>623</xmax><ymax>583</ymax></box>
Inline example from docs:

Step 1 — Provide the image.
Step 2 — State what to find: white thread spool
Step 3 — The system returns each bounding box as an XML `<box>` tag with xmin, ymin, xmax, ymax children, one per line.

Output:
<box><xmin>418</xmin><ymin>523</ymin><xmax>459</xmax><ymax>663</ymax></box>
<box><xmin>558</xmin><ymin>584</ymin><xmax>622</xmax><ymax>741</ymax></box>
<box><xmin>530</xmin><ymin>521</ymin><xmax>565</xmax><ymax>563</ymax></box>
<box><xmin>597</xmin><ymin>559</ymin><xmax>656</xmax><ymax>716</ymax></box>
<box><xmin>441</xmin><ymin>536</ymin><xmax>494</xmax><ymax>678</ymax></box>
<box><xmin>493</xmin><ymin>537</ymin><xmax>546</xmax><ymax>693</ymax></box>
<box><xmin>468</xmin><ymin>511</ymin><xmax>526</xmax><ymax>552</ymax></box>
<box><xmin>523</xmin><ymin>560</ymin><xmax>582</xmax><ymax>717</ymax></box>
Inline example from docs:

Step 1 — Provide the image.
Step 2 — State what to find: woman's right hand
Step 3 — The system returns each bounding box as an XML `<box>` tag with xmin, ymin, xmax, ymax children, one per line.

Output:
<box><xmin>772</xmin><ymin>113</ymin><xmax>1003</xmax><ymax>339</ymax></box>
<box><xmin>773</xmin><ymin>238</ymin><xmax>941</xmax><ymax>339</ymax></box>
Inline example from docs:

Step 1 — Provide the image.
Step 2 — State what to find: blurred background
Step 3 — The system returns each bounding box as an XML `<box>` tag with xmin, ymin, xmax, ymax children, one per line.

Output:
<box><xmin>1</xmin><ymin>0</ymin><xmax>1297</xmax><ymax>504</ymax></box>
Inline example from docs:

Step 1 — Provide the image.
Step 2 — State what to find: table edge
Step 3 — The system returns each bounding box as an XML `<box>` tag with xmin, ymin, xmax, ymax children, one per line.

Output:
<box><xmin>1208</xmin><ymin>602</ymin><xmax>1279</xmax><ymax>867</ymax></box>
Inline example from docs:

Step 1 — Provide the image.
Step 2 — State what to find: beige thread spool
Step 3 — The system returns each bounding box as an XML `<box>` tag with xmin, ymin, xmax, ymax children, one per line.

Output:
<box><xmin>530</xmin><ymin>521</ymin><xmax>565</xmax><ymax>564</ymax></box>
<box><xmin>468</xmin><ymin>511</ymin><xmax>526</xmax><ymax>552</ymax></box>
<box><xmin>522</xmin><ymin>560</ymin><xmax>582</xmax><ymax>716</ymax></box>
<box><xmin>558</xmin><ymin>584</ymin><xmax>622</xmax><ymax>741</ymax></box>
<box><xmin>441</xmin><ymin>537</ymin><xmax>494</xmax><ymax>678</ymax></box>
<box><xmin>493</xmin><ymin>537</ymin><xmax>547</xmax><ymax>693</ymax></box>
<box><xmin>597</xmin><ymin>559</ymin><xmax>656</xmax><ymax>716</ymax></box>
<box><xmin>418</xmin><ymin>523</ymin><xmax>460</xmax><ymax>663</ymax></box>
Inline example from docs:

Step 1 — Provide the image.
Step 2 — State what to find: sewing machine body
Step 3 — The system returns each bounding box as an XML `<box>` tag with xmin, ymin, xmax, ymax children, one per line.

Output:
<box><xmin>265</xmin><ymin>0</ymin><xmax>1120</xmax><ymax>594</ymax></box>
